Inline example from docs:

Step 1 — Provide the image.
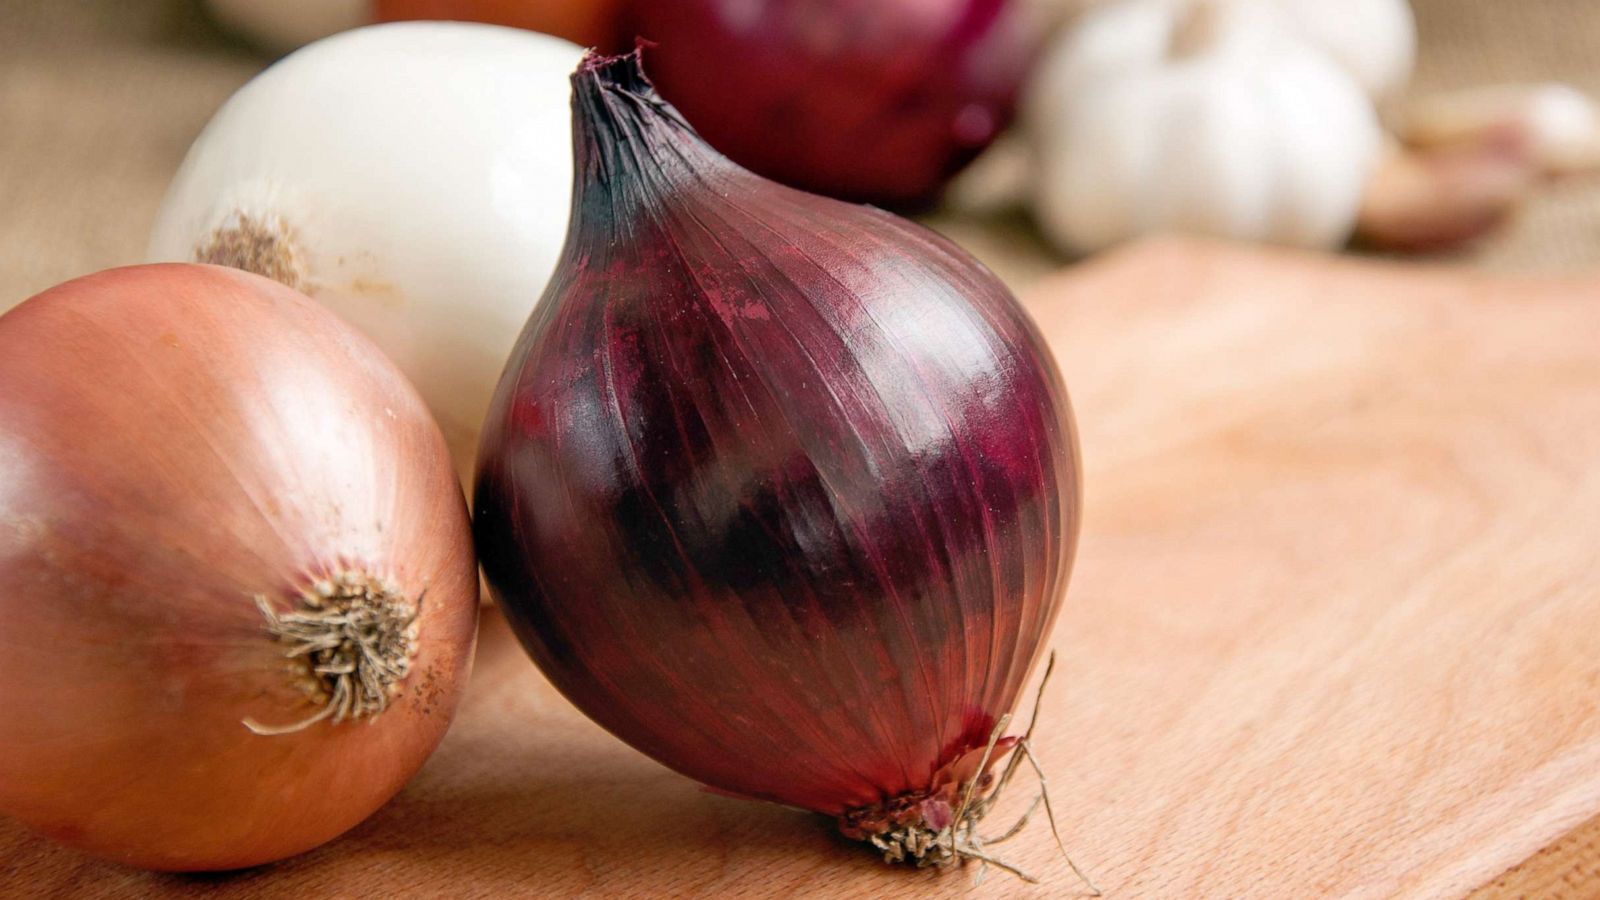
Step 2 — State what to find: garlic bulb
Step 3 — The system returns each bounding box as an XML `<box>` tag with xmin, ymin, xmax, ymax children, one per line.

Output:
<box><xmin>1276</xmin><ymin>0</ymin><xmax>1415</xmax><ymax>101</ymax></box>
<box><xmin>206</xmin><ymin>0</ymin><xmax>370</xmax><ymax>54</ymax></box>
<box><xmin>1028</xmin><ymin>0</ymin><xmax>1415</xmax><ymax>101</ymax></box>
<box><xmin>1025</xmin><ymin>0</ymin><xmax>1383</xmax><ymax>254</ymax></box>
<box><xmin>148</xmin><ymin>23</ymin><xmax>583</xmax><ymax>482</ymax></box>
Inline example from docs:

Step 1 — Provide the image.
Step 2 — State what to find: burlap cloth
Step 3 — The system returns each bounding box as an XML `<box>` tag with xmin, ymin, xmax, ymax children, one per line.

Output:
<box><xmin>3</xmin><ymin>0</ymin><xmax>1598</xmax><ymax>310</ymax></box>
<box><xmin>1406</xmin><ymin>0</ymin><xmax>1600</xmax><ymax>273</ymax></box>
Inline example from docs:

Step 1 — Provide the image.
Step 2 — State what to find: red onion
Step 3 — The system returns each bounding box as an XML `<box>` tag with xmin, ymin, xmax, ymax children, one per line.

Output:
<box><xmin>628</xmin><ymin>0</ymin><xmax>1036</xmax><ymax>208</ymax></box>
<box><xmin>475</xmin><ymin>52</ymin><xmax>1081</xmax><ymax>873</ymax></box>
<box><xmin>0</xmin><ymin>265</ymin><xmax>479</xmax><ymax>871</ymax></box>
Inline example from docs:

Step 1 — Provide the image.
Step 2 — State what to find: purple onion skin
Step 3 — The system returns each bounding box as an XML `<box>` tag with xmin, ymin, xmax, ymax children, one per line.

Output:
<box><xmin>628</xmin><ymin>0</ymin><xmax>1035</xmax><ymax>209</ymax></box>
<box><xmin>474</xmin><ymin>53</ymin><xmax>1079</xmax><ymax>823</ymax></box>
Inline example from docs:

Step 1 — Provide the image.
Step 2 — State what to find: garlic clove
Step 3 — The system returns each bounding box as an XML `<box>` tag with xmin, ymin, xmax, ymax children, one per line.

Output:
<box><xmin>1355</xmin><ymin>137</ymin><xmax>1539</xmax><ymax>254</ymax></box>
<box><xmin>1402</xmin><ymin>83</ymin><xmax>1600</xmax><ymax>177</ymax></box>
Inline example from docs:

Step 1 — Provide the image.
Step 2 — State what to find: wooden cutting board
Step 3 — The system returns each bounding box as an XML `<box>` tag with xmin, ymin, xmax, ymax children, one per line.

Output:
<box><xmin>3</xmin><ymin>239</ymin><xmax>1598</xmax><ymax>897</ymax></box>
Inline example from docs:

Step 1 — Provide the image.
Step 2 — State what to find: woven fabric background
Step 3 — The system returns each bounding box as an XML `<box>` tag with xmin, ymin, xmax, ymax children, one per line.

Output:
<box><xmin>1406</xmin><ymin>0</ymin><xmax>1600</xmax><ymax>272</ymax></box>
<box><xmin>2</xmin><ymin>0</ymin><xmax>1598</xmax><ymax>310</ymax></box>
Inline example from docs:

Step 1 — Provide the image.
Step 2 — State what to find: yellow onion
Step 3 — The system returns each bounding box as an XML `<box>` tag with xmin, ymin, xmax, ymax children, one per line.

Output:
<box><xmin>0</xmin><ymin>264</ymin><xmax>478</xmax><ymax>871</ymax></box>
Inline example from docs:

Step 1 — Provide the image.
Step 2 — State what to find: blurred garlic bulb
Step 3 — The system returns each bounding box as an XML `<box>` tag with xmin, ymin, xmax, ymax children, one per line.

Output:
<box><xmin>1029</xmin><ymin>0</ymin><xmax>1415</xmax><ymax>101</ymax></box>
<box><xmin>1025</xmin><ymin>0</ymin><xmax>1382</xmax><ymax>254</ymax></box>
<box><xmin>1276</xmin><ymin>0</ymin><xmax>1415</xmax><ymax>101</ymax></box>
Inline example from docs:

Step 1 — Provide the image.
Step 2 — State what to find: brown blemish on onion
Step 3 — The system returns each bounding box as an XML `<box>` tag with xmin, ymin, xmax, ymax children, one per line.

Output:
<box><xmin>347</xmin><ymin>277</ymin><xmax>405</xmax><ymax>308</ymax></box>
<box><xmin>414</xmin><ymin>665</ymin><xmax>445</xmax><ymax>719</ymax></box>
<box><xmin>243</xmin><ymin>571</ymin><xmax>421</xmax><ymax>736</ymax></box>
<box><xmin>195</xmin><ymin>213</ymin><xmax>308</xmax><ymax>293</ymax></box>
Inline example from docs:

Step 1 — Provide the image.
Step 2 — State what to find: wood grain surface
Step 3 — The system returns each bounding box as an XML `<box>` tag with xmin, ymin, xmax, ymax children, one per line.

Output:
<box><xmin>3</xmin><ymin>239</ymin><xmax>1598</xmax><ymax>897</ymax></box>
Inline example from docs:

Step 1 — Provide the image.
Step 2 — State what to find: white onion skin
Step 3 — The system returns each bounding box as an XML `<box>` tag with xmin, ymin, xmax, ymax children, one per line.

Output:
<box><xmin>148</xmin><ymin>23</ymin><xmax>583</xmax><ymax>483</ymax></box>
<box><xmin>0</xmin><ymin>265</ymin><xmax>479</xmax><ymax>871</ymax></box>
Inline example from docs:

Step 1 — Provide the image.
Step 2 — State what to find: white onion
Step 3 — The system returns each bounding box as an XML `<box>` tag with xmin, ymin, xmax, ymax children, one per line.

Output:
<box><xmin>206</xmin><ymin>0</ymin><xmax>370</xmax><ymax>53</ymax></box>
<box><xmin>149</xmin><ymin>22</ymin><xmax>582</xmax><ymax>482</ymax></box>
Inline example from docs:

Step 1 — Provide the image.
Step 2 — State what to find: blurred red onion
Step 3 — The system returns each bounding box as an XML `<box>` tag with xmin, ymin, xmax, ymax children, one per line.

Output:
<box><xmin>628</xmin><ymin>0</ymin><xmax>1036</xmax><ymax>208</ymax></box>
